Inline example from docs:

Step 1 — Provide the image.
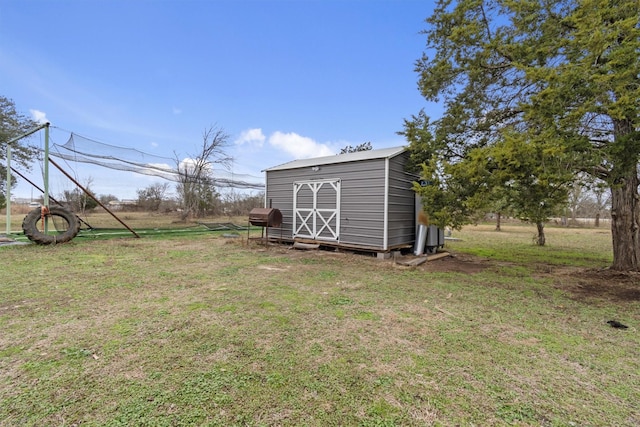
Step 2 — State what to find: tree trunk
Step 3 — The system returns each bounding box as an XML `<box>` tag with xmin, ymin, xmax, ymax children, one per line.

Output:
<box><xmin>609</xmin><ymin>118</ymin><xmax>640</xmax><ymax>272</ymax></box>
<box><xmin>535</xmin><ymin>221</ymin><xmax>545</xmax><ymax>246</ymax></box>
<box><xmin>495</xmin><ymin>212</ymin><xmax>501</xmax><ymax>231</ymax></box>
<box><xmin>609</xmin><ymin>170</ymin><xmax>640</xmax><ymax>271</ymax></box>
<box><xmin>595</xmin><ymin>213</ymin><xmax>600</xmax><ymax>228</ymax></box>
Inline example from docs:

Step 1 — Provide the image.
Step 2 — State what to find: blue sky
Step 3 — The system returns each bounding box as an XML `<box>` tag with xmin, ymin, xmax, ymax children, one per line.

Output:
<box><xmin>2</xmin><ymin>0</ymin><xmax>439</xmax><ymax>200</ymax></box>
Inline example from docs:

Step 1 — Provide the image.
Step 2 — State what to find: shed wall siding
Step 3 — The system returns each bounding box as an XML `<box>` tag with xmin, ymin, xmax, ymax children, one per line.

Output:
<box><xmin>386</xmin><ymin>152</ymin><xmax>417</xmax><ymax>247</ymax></box>
<box><xmin>265</xmin><ymin>152</ymin><xmax>416</xmax><ymax>250</ymax></box>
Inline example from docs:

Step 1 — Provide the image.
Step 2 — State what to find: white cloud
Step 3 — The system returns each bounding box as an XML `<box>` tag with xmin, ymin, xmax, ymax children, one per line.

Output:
<box><xmin>30</xmin><ymin>109</ymin><xmax>48</xmax><ymax>124</ymax></box>
<box><xmin>172</xmin><ymin>107</ymin><xmax>182</xmax><ymax>115</ymax></box>
<box><xmin>268</xmin><ymin>131</ymin><xmax>334</xmax><ymax>158</ymax></box>
<box><xmin>150</xmin><ymin>142</ymin><xmax>159</xmax><ymax>148</ymax></box>
<box><xmin>179</xmin><ymin>157</ymin><xmax>197</xmax><ymax>172</ymax></box>
<box><xmin>235</xmin><ymin>128</ymin><xmax>266</xmax><ymax>147</ymax></box>
<box><xmin>147</xmin><ymin>162</ymin><xmax>173</xmax><ymax>171</ymax></box>
<box><xmin>178</xmin><ymin>157</ymin><xmax>211</xmax><ymax>174</ymax></box>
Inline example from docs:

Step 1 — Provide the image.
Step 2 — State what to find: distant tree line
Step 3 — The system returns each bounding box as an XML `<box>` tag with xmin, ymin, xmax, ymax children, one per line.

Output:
<box><xmin>135</xmin><ymin>181</ymin><xmax>263</xmax><ymax>217</ymax></box>
<box><xmin>25</xmin><ymin>184</ymin><xmax>264</xmax><ymax>218</ymax></box>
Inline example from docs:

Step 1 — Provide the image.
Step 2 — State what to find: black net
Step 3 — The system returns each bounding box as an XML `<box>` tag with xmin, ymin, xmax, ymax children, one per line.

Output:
<box><xmin>50</xmin><ymin>133</ymin><xmax>265</xmax><ymax>190</ymax></box>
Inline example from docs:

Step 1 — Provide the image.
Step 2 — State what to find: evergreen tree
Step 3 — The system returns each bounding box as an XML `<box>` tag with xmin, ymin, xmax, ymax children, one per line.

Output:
<box><xmin>1</xmin><ymin>96</ymin><xmax>39</xmax><ymax>203</ymax></box>
<box><xmin>404</xmin><ymin>0</ymin><xmax>639</xmax><ymax>270</ymax></box>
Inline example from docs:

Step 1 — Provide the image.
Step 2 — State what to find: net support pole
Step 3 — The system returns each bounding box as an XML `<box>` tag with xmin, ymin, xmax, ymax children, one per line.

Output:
<box><xmin>5</xmin><ymin>144</ymin><xmax>11</xmax><ymax>235</ymax></box>
<box><xmin>10</xmin><ymin>166</ymin><xmax>95</xmax><ymax>230</ymax></box>
<box><xmin>43</xmin><ymin>123</ymin><xmax>50</xmax><ymax>208</ymax></box>
<box><xmin>48</xmin><ymin>156</ymin><xmax>141</xmax><ymax>238</ymax></box>
<box><xmin>4</xmin><ymin>122</ymin><xmax>49</xmax><ymax>235</ymax></box>
<box><xmin>43</xmin><ymin>123</ymin><xmax>50</xmax><ymax>234</ymax></box>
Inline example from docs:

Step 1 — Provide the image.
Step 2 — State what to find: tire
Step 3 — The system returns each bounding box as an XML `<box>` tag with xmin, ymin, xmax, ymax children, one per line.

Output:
<box><xmin>22</xmin><ymin>206</ymin><xmax>81</xmax><ymax>245</ymax></box>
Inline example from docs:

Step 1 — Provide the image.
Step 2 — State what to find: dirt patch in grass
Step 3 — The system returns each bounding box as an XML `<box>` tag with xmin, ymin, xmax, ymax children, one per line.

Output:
<box><xmin>558</xmin><ymin>268</ymin><xmax>640</xmax><ymax>303</ymax></box>
<box><xmin>266</xmin><ymin>242</ymin><xmax>638</xmax><ymax>302</ymax></box>
<box><xmin>418</xmin><ymin>252</ymin><xmax>490</xmax><ymax>274</ymax></box>
<box><xmin>282</xmin><ymin>241</ymin><xmax>639</xmax><ymax>304</ymax></box>
<box><xmin>407</xmin><ymin>248</ymin><xmax>640</xmax><ymax>304</ymax></box>
<box><xmin>417</xmin><ymin>249</ymin><xmax>640</xmax><ymax>303</ymax></box>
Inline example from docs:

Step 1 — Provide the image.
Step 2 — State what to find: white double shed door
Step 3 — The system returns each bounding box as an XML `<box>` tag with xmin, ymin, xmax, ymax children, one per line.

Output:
<box><xmin>293</xmin><ymin>179</ymin><xmax>340</xmax><ymax>242</ymax></box>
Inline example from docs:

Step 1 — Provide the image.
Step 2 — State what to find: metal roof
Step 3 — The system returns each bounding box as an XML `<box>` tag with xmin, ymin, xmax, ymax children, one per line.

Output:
<box><xmin>264</xmin><ymin>146</ymin><xmax>407</xmax><ymax>172</ymax></box>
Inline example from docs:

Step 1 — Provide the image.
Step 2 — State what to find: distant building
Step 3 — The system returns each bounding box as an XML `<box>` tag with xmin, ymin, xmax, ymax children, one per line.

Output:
<box><xmin>107</xmin><ymin>200</ymin><xmax>138</xmax><ymax>210</ymax></box>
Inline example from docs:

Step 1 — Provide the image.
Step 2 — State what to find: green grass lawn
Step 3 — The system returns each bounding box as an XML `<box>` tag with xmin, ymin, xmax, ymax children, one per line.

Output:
<box><xmin>447</xmin><ymin>222</ymin><xmax>614</xmax><ymax>267</ymax></box>
<box><xmin>1</xmin><ymin>223</ymin><xmax>638</xmax><ymax>426</ymax></box>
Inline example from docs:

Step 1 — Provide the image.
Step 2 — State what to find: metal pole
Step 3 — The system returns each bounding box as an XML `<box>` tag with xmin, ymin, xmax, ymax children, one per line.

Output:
<box><xmin>10</xmin><ymin>166</ymin><xmax>95</xmax><ymax>230</ymax></box>
<box><xmin>43</xmin><ymin>123</ymin><xmax>50</xmax><ymax>208</ymax></box>
<box><xmin>43</xmin><ymin>123</ymin><xmax>50</xmax><ymax>234</ymax></box>
<box><xmin>6</xmin><ymin>122</ymin><xmax>50</xmax><ymax>146</ymax></box>
<box><xmin>48</xmin><ymin>157</ymin><xmax>141</xmax><ymax>238</ymax></box>
<box><xmin>3</xmin><ymin>122</ymin><xmax>50</xmax><ymax>235</ymax></box>
<box><xmin>5</xmin><ymin>144</ymin><xmax>11</xmax><ymax>235</ymax></box>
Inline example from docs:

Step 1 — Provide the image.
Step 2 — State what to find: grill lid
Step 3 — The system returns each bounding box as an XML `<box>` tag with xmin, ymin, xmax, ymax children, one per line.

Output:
<box><xmin>249</xmin><ymin>208</ymin><xmax>282</xmax><ymax>227</ymax></box>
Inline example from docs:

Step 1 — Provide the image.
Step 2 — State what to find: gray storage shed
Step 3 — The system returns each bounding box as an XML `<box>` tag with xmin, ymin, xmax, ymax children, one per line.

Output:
<box><xmin>263</xmin><ymin>146</ymin><xmax>418</xmax><ymax>253</ymax></box>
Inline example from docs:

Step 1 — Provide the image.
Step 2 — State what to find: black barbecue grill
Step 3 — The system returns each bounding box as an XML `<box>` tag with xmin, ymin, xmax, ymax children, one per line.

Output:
<box><xmin>248</xmin><ymin>207</ymin><xmax>282</xmax><ymax>244</ymax></box>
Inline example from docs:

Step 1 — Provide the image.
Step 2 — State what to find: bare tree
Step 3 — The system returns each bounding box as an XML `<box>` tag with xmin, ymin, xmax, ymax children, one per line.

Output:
<box><xmin>340</xmin><ymin>141</ymin><xmax>372</xmax><ymax>154</ymax></box>
<box><xmin>137</xmin><ymin>182</ymin><xmax>170</xmax><ymax>211</ymax></box>
<box><xmin>61</xmin><ymin>177</ymin><xmax>97</xmax><ymax>214</ymax></box>
<box><xmin>567</xmin><ymin>180</ymin><xmax>589</xmax><ymax>225</ymax></box>
<box><xmin>590</xmin><ymin>184</ymin><xmax>611</xmax><ymax>228</ymax></box>
<box><xmin>99</xmin><ymin>194</ymin><xmax>119</xmax><ymax>205</ymax></box>
<box><xmin>175</xmin><ymin>125</ymin><xmax>232</xmax><ymax>220</ymax></box>
<box><xmin>220</xmin><ymin>191</ymin><xmax>265</xmax><ymax>217</ymax></box>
